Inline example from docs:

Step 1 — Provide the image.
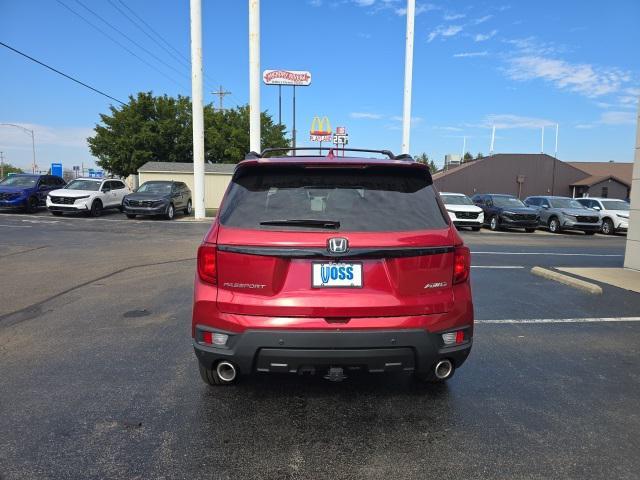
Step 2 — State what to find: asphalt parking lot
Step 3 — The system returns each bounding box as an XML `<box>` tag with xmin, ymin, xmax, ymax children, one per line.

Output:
<box><xmin>1</xmin><ymin>210</ymin><xmax>639</xmax><ymax>479</ymax></box>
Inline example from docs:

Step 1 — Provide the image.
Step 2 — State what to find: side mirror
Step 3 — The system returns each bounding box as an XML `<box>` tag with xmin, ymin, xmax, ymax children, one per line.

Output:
<box><xmin>102</xmin><ymin>187</ymin><xmax>110</xmax><ymax>193</ymax></box>
<box><xmin>39</xmin><ymin>184</ymin><xmax>48</xmax><ymax>191</ymax></box>
<box><xmin>542</xmin><ymin>204</ymin><xmax>549</xmax><ymax>209</ymax></box>
<box><xmin>592</xmin><ymin>205</ymin><xmax>601</xmax><ymax>211</ymax></box>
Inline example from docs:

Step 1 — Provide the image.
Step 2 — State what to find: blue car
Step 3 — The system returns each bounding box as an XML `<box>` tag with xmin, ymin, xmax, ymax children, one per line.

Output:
<box><xmin>0</xmin><ymin>174</ymin><xmax>67</xmax><ymax>212</ymax></box>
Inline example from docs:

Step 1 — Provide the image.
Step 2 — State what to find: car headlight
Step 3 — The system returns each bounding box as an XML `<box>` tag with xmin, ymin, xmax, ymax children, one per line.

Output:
<box><xmin>616</xmin><ymin>214</ymin><xmax>629</xmax><ymax>219</ymax></box>
<box><xmin>564</xmin><ymin>213</ymin><xmax>577</xmax><ymax>220</ymax></box>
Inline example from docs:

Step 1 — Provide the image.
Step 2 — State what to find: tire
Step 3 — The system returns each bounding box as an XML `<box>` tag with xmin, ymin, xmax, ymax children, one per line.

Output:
<box><xmin>89</xmin><ymin>199</ymin><xmax>103</xmax><ymax>217</ymax></box>
<box><xmin>184</xmin><ymin>200</ymin><xmax>192</xmax><ymax>215</ymax></box>
<box><xmin>583</xmin><ymin>230</ymin><xmax>596</xmax><ymax>236</ymax></box>
<box><xmin>51</xmin><ymin>211</ymin><xmax>63</xmax><ymax>216</ymax></box>
<box><xmin>601</xmin><ymin>218</ymin><xmax>614</xmax><ymax>235</ymax></box>
<box><xmin>25</xmin><ymin>196</ymin><xmax>39</xmax><ymax>213</ymax></box>
<box><xmin>471</xmin><ymin>226</ymin><xmax>481</xmax><ymax>231</ymax></box>
<box><xmin>488</xmin><ymin>215</ymin><xmax>499</xmax><ymax>231</ymax></box>
<box><xmin>165</xmin><ymin>203</ymin><xmax>175</xmax><ymax>220</ymax></box>
<box><xmin>198</xmin><ymin>362</ymin><xmax>234</xmax><ymax>386</ymax></box>
<box><xmin>548</xmin><ymin>217</ymin><xmax>561</xmax><ymax>233</ymax></box>
<box><xmin>525</xmin><ymin>228</ymin><xmax>536</xmax><ymax>233</ymax></box>
<box><xmin>126</xmin><ymin>214</ymin><xmax>136</xmax><ymax>219</ymax></box>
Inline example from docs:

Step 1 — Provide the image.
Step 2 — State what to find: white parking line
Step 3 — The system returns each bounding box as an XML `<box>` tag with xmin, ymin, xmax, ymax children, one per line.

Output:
<box><xmin>471</xmin><ymin>265</ymin><xmax>524</xmax><ymax>269</ymax></box>
<box><xmin>476</xmin><ymin>317</ymin><xmax>640</xmax><ymax>324</ymax></box>
<box><xmin>0</xmin><ymin>224</ymin><xmax>32</xmax><ymax>228</ymax></box>
<box><xmin>471</xmin><ymin>251</ymin><xmax>623</xmax><ymax>257</ymax></box>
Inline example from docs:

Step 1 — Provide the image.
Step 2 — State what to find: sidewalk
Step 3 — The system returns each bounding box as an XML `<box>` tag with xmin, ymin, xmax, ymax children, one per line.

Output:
<box><xmin>557</xmin><ymin>267</ymin><xmax>640</xmax><ymax>294</ymax></box>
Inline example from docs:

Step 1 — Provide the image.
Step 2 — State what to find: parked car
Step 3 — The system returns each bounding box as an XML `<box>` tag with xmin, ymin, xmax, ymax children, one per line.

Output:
<box><xmin>122</xmin><ymin>181</ymin><xmax>192</xmax><ymax>220</ymax></box>
<box><xmin>46</xmin><ymin>177</ymin><xmax>130</xmax><ymax>217</ymax></box>
<box><xmin>0</xmin><ymin>174</ymin><xmax>66</xmax><ymax>213</ymax></box>
<box><xmin>471</xmin><ymin>194</ymin><xmax>539</xmax><ymax>232</ymax></box>
<box><xmin>575</xmin><ymin>197</ymin><xmax>630</xmax><ymax>235</ymax></box>
<box><xmin>440</xmin><ymin>192</ymin><xmax>484</xmax><ymax>231</ymax></box>
<box><xmin>524</xmin><ymin>196</ymin><xmax>601</xmax><ymax>235</ymax></box>
<box><xmin>192</xmin><ymin>149</ymin><xmax>473</xmax><ymax>386</ymax></box>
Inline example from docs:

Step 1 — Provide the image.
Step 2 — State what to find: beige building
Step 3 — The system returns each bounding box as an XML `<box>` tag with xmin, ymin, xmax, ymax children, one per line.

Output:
<box><xmin>624</xmin><ymin>102</ymin><xmax>640</xmax><ymax>271</ymax></box>
<box><xmin>137</xmin><ymin>161</ymin><xmax>235</xmax><ymax>211</ymax></box>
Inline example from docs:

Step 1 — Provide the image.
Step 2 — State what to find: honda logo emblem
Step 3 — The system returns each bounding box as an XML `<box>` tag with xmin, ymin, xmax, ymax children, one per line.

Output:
<box><xmin>327</xmin><ymin>237</ymin><xmax>348</xmax><ymax>254</ymax></box>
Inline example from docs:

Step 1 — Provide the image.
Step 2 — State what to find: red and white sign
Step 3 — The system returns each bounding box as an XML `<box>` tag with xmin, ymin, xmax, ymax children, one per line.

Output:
<box><xmin>263</xmin><ymin>70</ymin><xmax>312</xmax><ymax>86</ymax></box>
<box><xmin>336</xmin><ymin>126</ymin><xmax>346</xmax><ymax>135</ymax></box>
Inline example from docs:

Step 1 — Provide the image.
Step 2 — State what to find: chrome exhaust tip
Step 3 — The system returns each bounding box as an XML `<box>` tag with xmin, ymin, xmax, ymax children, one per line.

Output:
<box><xmin>434</xmin><ymin>359</ymin><xmax>454</xmax><ymax>380</ymax></box>
<box><xmin>216</xmin><ymin>361</ymin><xmax>237</xmax><ymax>383</ymax></box>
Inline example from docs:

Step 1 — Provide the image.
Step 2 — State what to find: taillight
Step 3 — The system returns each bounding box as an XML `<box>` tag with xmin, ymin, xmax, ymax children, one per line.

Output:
<box><xmin>197</xmin><ymin>244</ymin><xmax>217</xmax><ymax>285</ymax></box>
<box><xmin>453</xmin><ymin>246</ymin><xmax>470</xmax><ymax>284</ymax></box>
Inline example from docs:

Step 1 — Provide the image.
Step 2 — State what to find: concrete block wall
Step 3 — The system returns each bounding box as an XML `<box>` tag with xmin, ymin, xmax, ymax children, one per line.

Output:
<box><xmin>624</xmin><ymin>99</ymin><xmax>640</xmax><ymax>270</ymax></box>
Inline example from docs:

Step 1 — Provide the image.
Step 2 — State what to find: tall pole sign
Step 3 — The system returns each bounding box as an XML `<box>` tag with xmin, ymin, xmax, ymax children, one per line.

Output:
<box><xmin>190</xmin><ymin>0</ymin><xmax>206</xmax><ymax>219</ymax></box>
<box><xmin>263</xmin><ymin>70</ymin><xmax>312</xmax><ymax>150</ymax></box>
<box><xmin>249</xmin><ymin>0</ymin><xmax>261</xmax><ymax>154</ymax></box>
<box><xmin>401</xmin><ymin>0</ymin><xmax>415</xmax><ymax>154</ymax></box>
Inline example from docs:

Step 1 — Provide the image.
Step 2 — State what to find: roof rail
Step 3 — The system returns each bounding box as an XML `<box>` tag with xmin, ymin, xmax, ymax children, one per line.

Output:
<box><xmin>256</xmin><ymin>147</ymin><xmax>398</xmax><ymax>159</ymax></box>
<box><xmin>393</xmin><ymin>153</ymin><xmax>414</xmax><ymax>161</ymax></box>
<box><xmin>244</xmin><ymin>151</ymin><xmax>261</xmax><ymax>160</ymax></box>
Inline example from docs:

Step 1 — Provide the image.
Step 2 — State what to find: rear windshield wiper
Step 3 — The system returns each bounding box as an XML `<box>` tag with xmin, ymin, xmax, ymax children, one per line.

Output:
<box><xmin>259</xmin><ymin>219</ymin><xmax>341</xmax><ymax>229</ymax></box>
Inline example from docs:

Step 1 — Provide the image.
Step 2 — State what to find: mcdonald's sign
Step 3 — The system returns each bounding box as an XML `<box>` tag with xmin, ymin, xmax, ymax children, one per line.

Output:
<box><xmin>310</xmin><ymin>116</ymin><xmax>332</xmax><ymax>142</ymax></box>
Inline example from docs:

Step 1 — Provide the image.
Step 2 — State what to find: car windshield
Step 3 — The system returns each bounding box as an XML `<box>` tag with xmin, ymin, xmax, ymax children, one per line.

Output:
<box><xmin>65</xmin><ymin>180</ymin><xmax>101</xmax><ymax>191</ymax></box>
<box><xmin>441</xmin><ymin>194</ymin><xmax>473</xmax><ymax>205</ymax></box>
<box><xmin>0</xmin><ymin>176</ymin><xmax>37</xmax><ymax>187</ymax></box>
<box><xmin>492</xmin><ymin>196</ymin><xmax>526</xmax><ymax>208</ymax></box>
<box><xmin>137</xmin><ymin>182</ymin><xmax>172</xmax><ymax>194</ymax></box>
<box><xmin>549</xmin><ymin>198</ymin><xmax>585</xmax><ymax>209</ymax></box>
<box><xmin>601</xmin><ymin>200</ymin><xmax>629</xmax><ymax>211</ymax></box>
<box><xmin>219</xmin><ymin>165</ymin><xmax>447</xmax><ymax>232</ymax></box>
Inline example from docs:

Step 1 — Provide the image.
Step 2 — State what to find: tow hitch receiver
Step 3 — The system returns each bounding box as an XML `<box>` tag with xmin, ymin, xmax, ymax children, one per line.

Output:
<box><xmin>324</xmin><ymin>367</ymin><xmax>347</xmax><ymax>382</ymax></box>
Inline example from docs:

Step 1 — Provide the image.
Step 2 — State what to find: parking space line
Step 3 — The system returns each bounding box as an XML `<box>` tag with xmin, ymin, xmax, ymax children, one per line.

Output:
<box><xmin>476</xmin><ymin>317</ymin><xmax>640</xmax><ymax>324</ymax></box>
<box><xmin>471</xmin><ymin>251</ymin><xmax>623</xmax><ymax>257</ymax></box>
<box><xmin>471</xmin><ymin>265</ymin><xmax>524</xmax><ymax>269</ymax></box>
<box><xmin>0</xmin><ymin>224</ymin><xmax>32</xmax><ymax>228</ymax></box>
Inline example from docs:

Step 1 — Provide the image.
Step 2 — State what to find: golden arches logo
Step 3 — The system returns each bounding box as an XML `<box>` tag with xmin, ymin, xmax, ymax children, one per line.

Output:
<box><xmin>310</xmin><ymin>116</ymin><xmax>332</xmax><ymax>135</ymax></box>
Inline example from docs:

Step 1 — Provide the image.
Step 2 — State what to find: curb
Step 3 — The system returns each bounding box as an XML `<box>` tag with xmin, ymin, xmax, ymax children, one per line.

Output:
<box><xmin>530</xmin><ymin>267</ymin><xmax>603</xmax><ymax>295</ymax></box>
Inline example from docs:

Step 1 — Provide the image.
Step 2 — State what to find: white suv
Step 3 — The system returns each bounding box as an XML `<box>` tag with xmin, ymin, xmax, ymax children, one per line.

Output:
<box><xmin>576</xmin><ymin>197</ymin><xmax>629</xmax><ymax>235</ymax></box>
<box><xmin>47</xmin><ymin>178</ymin><xmax>130</xmax><ymax>217</ymax></box>
<box><xmin>440</xmin><ymin>192</ymin><xmax>484</xmax><ymax>231</ymax></box>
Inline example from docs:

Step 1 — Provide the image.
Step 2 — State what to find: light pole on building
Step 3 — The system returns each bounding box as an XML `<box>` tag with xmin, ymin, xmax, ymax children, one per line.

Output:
<box><xmin>0</xmin><ymin>123</ymin><xmax>36</xmax><ymax>173</ymax></box>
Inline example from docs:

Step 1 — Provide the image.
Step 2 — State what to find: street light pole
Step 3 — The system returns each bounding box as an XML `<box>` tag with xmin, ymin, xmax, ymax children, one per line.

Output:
<box><xmin>190</xmin><ymin>0</ymin><xmax>206</xmax><ymax>219</ymax></box>
<box><xmin>0</xmin><ymin>123</ymin><xmax>37</xmax><ymax>173</ymax></box>
<box><xmin>401</xmin><ymin>0</ymin><xmax>415</xmax><ymax>155</ymax></box>
<box><xmin>249</xmin><ymin>0</ymin><xmax>261</xmax><ymax>153</ymax></box>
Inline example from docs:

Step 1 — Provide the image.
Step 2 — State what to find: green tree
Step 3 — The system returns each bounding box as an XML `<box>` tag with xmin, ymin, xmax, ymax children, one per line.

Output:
<box><xmin>88</xmin><ymin>92</ymin><xmax>288</xmax><ymax>177</ymax></box>
<box><xmin>463</xmin><ymin>152</ymin><xmax>473</xmax><ymax>162</ymax></box>
<box><xmin>414</xmin><ymin>152</ymin><xmax>438</xmax><ymax>174</ymax></box>
<box><xmin>1</xmin><ymin>163</ymin><xmax>24</xmax><ymax>178</ymax></box>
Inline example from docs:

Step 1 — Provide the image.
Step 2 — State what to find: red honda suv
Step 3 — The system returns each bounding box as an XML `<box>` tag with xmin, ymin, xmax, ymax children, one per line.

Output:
<box><xmin>192</xmin><ymin>148</ymin><xmax>473</xmax><ymax>385</ymax></box>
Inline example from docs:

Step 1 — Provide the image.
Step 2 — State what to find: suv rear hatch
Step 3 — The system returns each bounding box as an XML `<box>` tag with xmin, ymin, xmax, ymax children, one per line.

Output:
<box><xmin>213</xmin><ymin>161</ymin><xmax>456</xmax><ymax>318</ymax></box>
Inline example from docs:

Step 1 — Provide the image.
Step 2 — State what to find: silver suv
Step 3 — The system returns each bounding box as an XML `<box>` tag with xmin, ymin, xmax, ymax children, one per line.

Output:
<box><xmin>524</xmin><ymin>196</ymin><xmax>601</xmax><ymax>235</ymax></box>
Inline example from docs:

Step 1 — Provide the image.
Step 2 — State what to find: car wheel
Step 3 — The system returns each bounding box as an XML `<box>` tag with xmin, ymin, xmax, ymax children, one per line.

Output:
<box><xmin>126</xmin><ymin>214</ymin><xmax>136</xmax><ymax>219</ymax></box>
<box><xmin>601</xmin><ymin>218</ymin><xmax>614</xmax><ymax>235</ymax></box>
<box><xmin>51</xmin><ymin>211</ymin><xmax>63</xmax><ymax>216</ymax></box>
<box><xmin>165</xmin><ymin>203</ymin><xmax>175</xmax><ymax>220</ymax></box>
<box><xmin>583</xmin><ymin>230</ymin><xmax>596</xmax><ymax>235</ymax></box>
<box><xmin>471</xmin><ymin>226</ymin><xmax>481</xmax><ymax>231</ymax></box>
<box><xmin>89</xmin><ymin>200</ymin><xmax>103</xmax><ymax>217</ymax></box>
<box><xmin>548</xmin><ymin>217</ymin><xmax>561</xmax><ymax>233</ymax></box>
<box><xmin>525</xmin><ymin>228</ymin><xmax>536</xmax><ymax>233</ymax></box>
<box><xmin>489</xmin><ymin>215</ymin><xmax>499</xmax><ymax>231</ymax></box>
<box><xmin>184</xmin><ymin>200</ymin><xmax>192</xmax><ymax>215</ymax></box>
<box><xmin>25</xmin><ymin>196</ymin><xmax>39</xmax><ymax>213</ymax></box>
<box><xmin>198</xmin><ymin>362</ymin><xmax>236</xmax><ymax>386</ymax></box>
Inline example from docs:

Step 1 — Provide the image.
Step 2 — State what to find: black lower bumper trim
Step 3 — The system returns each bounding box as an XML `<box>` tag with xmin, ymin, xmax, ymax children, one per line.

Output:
<box><xmin>193</xmin><ymin>327</ymin><xmax>472</xmax><ymax>376</ymax></box>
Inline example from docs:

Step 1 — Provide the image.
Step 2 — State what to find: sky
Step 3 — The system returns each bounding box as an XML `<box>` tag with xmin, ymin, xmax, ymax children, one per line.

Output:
<box><xmin>1</xmin><ymin>0</ymin><xmax>639</xmax><ymax>172</ymax></box>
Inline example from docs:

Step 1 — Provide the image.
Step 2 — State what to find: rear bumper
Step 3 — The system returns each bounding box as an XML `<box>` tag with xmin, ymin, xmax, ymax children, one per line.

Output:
<box><xmin>193</xmin><ymin>327</ymin><xmax>473</xmax><ymax>375</ymax></box>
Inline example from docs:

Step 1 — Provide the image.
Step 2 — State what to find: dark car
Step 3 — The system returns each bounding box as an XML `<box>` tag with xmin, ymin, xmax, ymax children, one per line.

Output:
<box><xmin>472</xmin><ymin>194</ymin><xmax>539</xmax><ymax>232</ymax></box>
<box><xmin>0</xmin><ymin>174</ymin><xmax>66</xmax><ymax>212</ymax></box>
<box><xmin>122</xmin><ymin>181</ymin><xmax>192</xmax><ymax>220</ymax></box>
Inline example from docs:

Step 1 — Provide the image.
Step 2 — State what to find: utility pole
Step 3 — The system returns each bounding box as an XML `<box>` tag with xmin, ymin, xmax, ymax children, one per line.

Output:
<box><xmin>190</xmin><ymin>0</ymin><xmax>206</xmax><ymax>219</ymax></box>
<box><xmin>401</xmin><ymin>0</ymin><xmax>415</xmax><ymax>154</ymax></box>
<box><xmin>0</xmin><ymin>151</ymin><xmax>4</xmax><ymax>178</ymax></box>
<box><xmin>490</xmin><ymin>125</ymin><xmax>496</xmax><ymax>154</ymax></box>
<box><xmin>212</xmin><ymin>85</ymin><xmax>232</xmax><ymax>111</ymax></box>
<box><xmin>249</xmin><ymin>0</ymin><xmax>261</xmax><ymax>153</ymax></box>
<box><xmin>0</xmin><ymin>123</ymin><xmax>36</xmax><ymax>173</ymax></box>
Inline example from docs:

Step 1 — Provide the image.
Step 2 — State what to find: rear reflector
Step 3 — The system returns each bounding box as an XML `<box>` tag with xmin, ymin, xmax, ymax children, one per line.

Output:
<box><xmin>197</xmin><ymin>244</ymin><xmax>217</xmax><ymax>285</ymax></box>
<box><xmin>453</xmin><ymin>246</ymin><xmax>470</xmax><ymax>284</ymax></box>
<box><xmin>442</xmin><ymin>330</ymin><xmax>465</xmax><ymax>345</ymax></box>
<box><xmin>201</xmin><ymin>331</ymin><xmax>229</xmax><ymax>346</ymax></box>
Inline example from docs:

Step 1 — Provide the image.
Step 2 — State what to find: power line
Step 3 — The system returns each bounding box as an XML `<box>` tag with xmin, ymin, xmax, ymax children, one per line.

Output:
<box><xmin>54</xmin><ymin>0</ymin><xmax>188</xmax><ymax>90</ymax></box>
<box><xmin>0</xmin><ymin>41</ymin><xmax>125</xmax><ymax>105</ymax></box>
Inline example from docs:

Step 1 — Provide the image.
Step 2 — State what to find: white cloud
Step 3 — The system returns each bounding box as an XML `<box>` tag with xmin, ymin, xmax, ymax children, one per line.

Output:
<box><xmin>350</xmin><ymin>112</ymin><xmax>384</xmax><ymax>119</ymax></box>
<box><xmin>443</xmin><ymin>13</ymin><xmax>465</xmax><ymax>20</ymax></box>
<box><xmin>395</xmin><ymin>3</ymin><xmax>437</xmax><ymax>16</ymax></box>
<box><xmin>575</xmin><ymin>124</ymin><xmax>595</xmax><ymax>129</ymax></box>
<box><xmin>0</xmin><ymin>123</ymin><xmax>93</xmax><ymax>148</ymax></box>
<box><xmin>428</xmin><ymin>24</ymin><xmax>463</xmax><ymax>42</ymax></box>
<box><xmin>474</xmin><ymin>29</ymin><xmax>497</xmax><ymax>42</ymax></box>
<box><xmin>353</xmin><ymin>0</ymin><xmax>375</xmax><ymax>6</ymax></box>
<box><xmin>308</xmin><ymin>0</ymin><xmax>322</xmax><ymax>6</ymax></box>
<box><xmin>506</xmin><ymin>55</ymin><xmax>631</xmax><ymax>98</ymax></box>
<box><xmin>473</xmin><ymin>15</ymin><xmax>493</xmax><ymax>25</ymax></box>
<box><xmin>600</xmin><ymin>111</ymin><xmax>636</xmax><ymax>125</ymax></box>
<box><xmin>453</xmin><ymin>51</ymin><xmax>488</xmax><ymax>58</ymax></box>
<box><xmin>482</xmin><ymin>114</ymin><xmax>555</xmax><ymax>129</ymax></box>
<box><xmin>390</xmin><ymin>115</ymin><xmax>423</xmax><ymax>123</ymax></box>
<box><xmin>432</xmin><ymin>125</ymin><xmax>463</xmax><ymax>132</ymax></box>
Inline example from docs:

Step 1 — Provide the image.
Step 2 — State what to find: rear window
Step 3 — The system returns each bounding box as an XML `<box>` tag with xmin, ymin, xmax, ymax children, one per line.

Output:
<box><xmin>219</xmin><ymin>165</ymin><xmax>447</xmax><ymax>232</ymax></box>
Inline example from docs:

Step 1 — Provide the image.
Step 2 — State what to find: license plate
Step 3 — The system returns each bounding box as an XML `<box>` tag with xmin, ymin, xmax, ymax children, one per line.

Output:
<box><xmin>312</xmin><ymin>262</ymin><xmax>362</xmax><ymax>288</ymax></box>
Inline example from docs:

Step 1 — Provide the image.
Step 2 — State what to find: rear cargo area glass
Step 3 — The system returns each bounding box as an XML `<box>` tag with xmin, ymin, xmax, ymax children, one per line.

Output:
<box><xmin>219</xmin><ymin>166</ymin><xmax>447</xmax><ymax>232</ymax></box>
